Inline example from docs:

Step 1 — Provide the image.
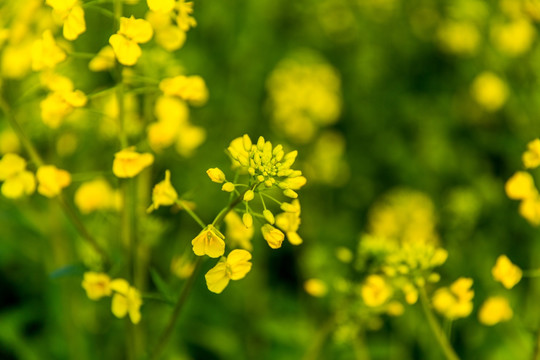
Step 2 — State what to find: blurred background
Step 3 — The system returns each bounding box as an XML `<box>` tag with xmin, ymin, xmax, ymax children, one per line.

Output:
<box><xmin>2</xmin><ymin>0</ymin><xmax>540</xmax><ymax>359</ymax></box>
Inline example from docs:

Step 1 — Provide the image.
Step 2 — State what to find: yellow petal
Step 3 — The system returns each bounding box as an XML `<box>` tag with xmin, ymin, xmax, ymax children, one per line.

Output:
<box><xmin>227</xmin><ymin>249</ymin><xmax>252</xmax><ymax>280</ymax></box>
<box><xmin>63</xmin><ymin>6</ymin><xmax>86</xmax><ymax>41</ymax></box>
<box><xmin>109</xmin><ymin>34</ymin><xmax>142</xmax><ymax>66</ymax></box>
<box><xmin>205</xmin><ymin>261</ymin><xmax>230</xmax><ymax>294</ymax></box>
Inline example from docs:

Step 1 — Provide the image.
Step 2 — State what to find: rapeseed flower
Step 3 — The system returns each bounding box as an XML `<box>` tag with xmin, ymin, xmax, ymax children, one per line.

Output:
<box><xmin>478</xmin><ymin>296</ymin><xmax>513</xmax><ymax>326</ymax></box>
<box><xmin>275</xmin><ymin>199</ymin><xmax>302</xmax><ymax>245</ymax></box>
<box><xmin>32</xmin><ymin>30</ymin><xmax>66</xmax><ymax>71</ymax></box>
<box><xmin>523</xmin><ymin>138</ymin><xmax>540</xmax><ymax>169</ymax></box>
<box><xmin>82</xmin><ymin>272</ymin><xmax>112</xmax><ymax>300</ymax></box>
<box><xmin>159</xmin><ymin>75</ymin><xmax>208</xmax><ymax>106</ymax></box>
<box><xmin>110</xmin><ymin>279</ymin><xmax>143</xmax><ymax>324</ymax></box>
<box><xmin>89</xmin><ymin>46</ymin><xmax>116</xmax><ymax>72</ymax></box>
<box><xmin>224</xmin><ymin>212</ymin><xmax>253</xmax><ymax>251</ymax></box>
<box><xmin>75</xmin><ymin>179</ymin><xmax>121</xmax><ymax>214</ymax></box>
<box><xmin>432</xmin><ymin>277</ymin><xmax>474</xmax><ymax>320</ymax></box>
<box><xmin>0</xmin><ymin>154</ymin><xmax>35</xmax><ymax>199</ymax></box>
<box><xmin>505</xmin><ymin>171</ymin><xmax>537</xmax><ymax>200</ymax></box>
<box><xmin>191</xmin><ymin>225</ymin><xmax>226</xmax><ymax>258</ymax></box>
<box><xmin>205</xmin><ymin>249</ymin><xmax>252</xmax><ymax>294</ymax></box>
<box><xmin>492</xmin><ymin>255</ymin><xmax>522</xmax><ymax>289</ymax></box>
<box><xmin>46</xmin><ymin>0</ymin><xmax>86</xmax><ymax>40</ymax></box>
<box><xmin>109</xmin><ymin>16</ymin><xmax>153</xmax><ymax>66</ymax></box>
<box><xmin>147</xmin><ymin>170</ymin><xmax>178</xmax><ymax>212</ymax></box>
<box><xmin>361</xmin><ymin>275</ymin><xmax>392</xmax><ymax>307</ymax></box>
<box><xmin>112</xmin><ymin>147</ymin><xmax>154</xmax><ymax>178</ymax></box>
<box><xmin>36</xmin><ymin>165</ymin><xmax>71</xmax><ymax>198</ymax></box>
<box><xmin>470</xmin><ymin>72</ymin><xmax>508</xmax><ymax>112</ymax></box>
<box><xmin>261</xmin><ymin>224</ymin><xmax>285</xmax><ymax>249</ymax></box>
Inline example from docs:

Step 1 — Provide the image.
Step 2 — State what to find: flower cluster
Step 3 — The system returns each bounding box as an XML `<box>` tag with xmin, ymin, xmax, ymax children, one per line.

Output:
<box><xmin>146</xmin><ymin>0</ymin><xmax>196</xmax><ymax>51</ymax></box>
<box><xmin>82</xmin><ymin>272</ymin><xmax>143</xmax><ymax>324</ymax></box>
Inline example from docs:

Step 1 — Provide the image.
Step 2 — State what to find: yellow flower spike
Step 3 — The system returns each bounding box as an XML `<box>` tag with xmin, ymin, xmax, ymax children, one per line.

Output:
<box><xmin>37</xmin><ymin>165</ymin><xmax>71</xmax><ymax>198</ymax></box>
<box><xmin>206</xmin><ymin>168</ymin><xmax>226</xmax><ymax>183</ymax></box>
<box><xmin>432</xmin><ymin>277</ymin><xmax>474</xmax><ymax>320</ymax></box>
<box><xmin>147</xmin><ymin>170</ymin><xmax>178</xmax><ymax>213</ymax></box>
<box><xmin>110</xmin><ymin>279</ymin><xmax>143</xmax><ymax>324</ymax></box>
<box><xmin>505</xmin><ymin>171</ymin><xmax>537</xmax><ymax>200</ymax></box>
<box><xmin>492</xmin><ymin>255</ymin><xmax>522</xmax><ymax>289</ymax></box>
<box><xmin>159</xmin><ymin>75</ymin><xmax>209</xmax><ymax>106</ymax></box>
<box><xmin>221</xmin><ymin>182</ymin><xmax>235</xmax><ymax>192</ymax></box>
<box><xmin>304</xmin><ymin>278</ymin><xmax>328</xmax><ymax>297</ymax></box>
<box><xmin>242</xmin><ymin>213</ymin><xmax>253</xmax><ymax>228</ymax></box>
<box><xmin>478</xmin><ymin>296</ymin><xmax>513</xmax><ymax>326</ymax></box>
<box><xmin>31</xmin><ymin>30</ymin><xmax>66</xmax><ymax>71</ymax></box>
<box><xmin>205</xmin><ymin>249</ymin><xmax>252</xmax><ymax>294</ymax></box>
<box><xmin>82</xmin><ymin>272</ymin><xmax>112</xmax><ymax>300</ymax></box>
<box><xmin>361</xmin><ymin>275</ymin><xmax>392</xmax><ymax>307</ymax></box>
<box><xmin>191</xmin><ymin>225</ymin><xmax>226</xmax><ymax>258</ymax></box>
<box><xmin>224</xmin><ymin>212</ymin><xmax>253</xmax><ymax>251</ymax></box>
<box><xmin>109</xmin><ymin>16</ymin><xmax>153</xmax><ymax>66</ymax></box>
<box><xmin>147</xmin><ymin>0</ymin><xmax>175</xmax><ymax>12</ymax></box>
<box><xmin>470</xmin><ymin>72</ymin><xmax>508</xmax><ymax>112</ymax></box>
<box><xmin>523</xmin><ymin>139</ymin><xmax>540</xmax><ymax>169</ymax></box>
<box><xmin>243</xmin><ymin>189</ymin><xmax>254</xmax><ymax>201</ymax></box>
<box><xmin>0</xmin><ymin>154</ymin><xmax>26</xmax><ymax>180</ymax></box>
<box><xmin>112</xmin><ymin>147</ymin><xmax>154</xmax><ymax>178</ymax></box>
<box><xmin>263</xmin><ymin>209</ymin><xmax>275</xmax><ymax>224</ymax></box>
<box><xmin>75</xmin><ymin>178</ymin><xmax>120</xmax><ymax>214</ymax></box>
<box><xmin>89</xmin><ymin>46</ymin><xmax>116</xmax><ymax>72</ymax></box>
<box><xmin>261</xmin><ymin>224</ymin><xmax>285</xmax><ymax>249</ymax></box>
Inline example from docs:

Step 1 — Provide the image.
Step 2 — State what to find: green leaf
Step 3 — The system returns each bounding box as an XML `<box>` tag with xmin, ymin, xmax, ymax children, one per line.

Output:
<box><xmin>49</xmin><ymin>263</ymin><xmax>85</xmax><ymax>279</ymax></box>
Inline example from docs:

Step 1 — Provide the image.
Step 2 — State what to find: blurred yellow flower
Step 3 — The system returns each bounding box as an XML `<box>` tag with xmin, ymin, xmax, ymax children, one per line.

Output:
<box><xmin>224</xmin><ymin>212</ymin><xmax>253</xmax><ymax>251</ymax></box>
<box><xmin>437</xmin><ymin>21</ymin><xmax>480</xmax><ymax>55</ymax></box>
<box><xmin>147</xmin><ymin>170</ymin><xmax>178</xmax><ymax>212</ymax></box>
<box><xmin>519</xmin><ymin>196</ymin><xmax>540</xmax><ymax>225</ymax></box>
<box><xmin>175</xmin><ymin>124</ymin><xmax>206</xmax><ymax>156</ymax></box>
<box><xmin>192</xmin><ymin>225</ymin><xmax>226</xmax><ymax>258</ymax></box>
<box><xmin>40</xmin><ymin>85</ymin><xmax>87</xmax><ymax>128</ymax></box>
<box><xmin>361</xmin><ymin>274</ymin><xmax>392</xmax><ymax>307</ymax></box>
<box><xmin>492</xmin><ymin>18</ymin><xmax>536</xmax><ymax>56</ymax></box>
<box><xmin>176</xmin><ymin>0</ymin><xmax>197</xmax><ymax>31</ymax></box>
<box><xmin>470</xmin><ymin>72</ymin><xmax>508</xmax><ymax>112</ymax></box>
<box><xmin>146</xmin><ymin>11</ymin><xmax>186</xmax><ymax>52</ymax></box>
<box><xmin>147</xmin><ymin>0</ymin><xmax>175</xmax><ymax>12</ymax></box>
<box><xmin>89</xmin><ymin>46</ymin><xmax>116</xmax><ymax>72</ymax></box>
<box><xmin>261</xmin><ymin>224</ymin><xmax>285</xmax><ymax>249</ymax></box>
<box><xmin>82</xmin><ymin>272</ymin><xmax>112</xmax><ymax>300</ymax></box>
<box><xmin>112</xmin><ymin>147</ymin><xmax>154</xmax><ymax>178</ymax></box>
<box><xmin>505</xmin><ymin>171</ymin><xmax>537</xmax><ymax>200</ymax></box>
<box><xmin>171</xmin><ymin>254</ymin><xmax>195</xmax><ymax>279</ymax></box>
<box><xmin>37</xmin><ymin>165</ymin><xmax>71</xmax><ymax>198</ymax></box>
<box><xmin>0</xmin><ymin>129</ymin><xmax>21</xmax><ymax>155</ymax></box>
<box><xmin>478</xmin><ymin>296</ymin><xmax>513</xmax><ymax>326</ymax></box>
<box><xmin>0</xmin><ymin>154</ymin><xmax>35</xmax><ymax>199</ymax></box>
<box><xmin>492</xmin><ymin>255</ymin><xmax>522</xmax><ymax>289</ymax></box>
<box><xmin>32</xmin><ymin>30</ymin><xmax>66</xmax><ymax>71</ymax></box>
<box><xmin>432</xmin><ymin>277</ymin><xmax>474</xmax><ymax>319</ymax></box>
<box><xmin>304</xmin><ymin>278</ymin><xmax>328</xmax><ymax>297</ymax></box>
<box><xmin>159</xmin><ymin>75</ymin><xmax>208</xmax><ymax>106</ymax></box>
<box><xmin>75</xmin><ymin>179</ymin><xmax>121</xmax><ymax>214</ymax></box>
<box><xmin>110</xmin><ymin>279</ymin><xmax>143</xmax><ymax>324</ymax></box>
<box><xmin>523</xmin><ymin>138</ymin><xmax>540</xmax><ymax>169</ymax></box>
<box><xmin>275</xmin><ymin>199</ymin><xmax>302</xmax><ymax>245</ymax></box>
<box><xmin>46</xmin><ymin>0</ymin><xmax>86</xmax><ymax>40</ymax></box>
<box><xmin>109</xmin><ymin>16</ymin><xmax>153</xmax><ymax>66</ymax></box>
<box><xmin>205</xmin><ymin>249</ymin><xmax>252</xmax><ymax>294</ymax></box>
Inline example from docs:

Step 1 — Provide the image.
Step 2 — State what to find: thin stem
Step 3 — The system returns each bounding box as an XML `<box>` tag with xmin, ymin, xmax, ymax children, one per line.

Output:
<box><xmin>523</xmin><ymin>269</ymin><xmax>540</xmax><ymax>278</ymax></box>
<box><xmin>260</xmin><ymin>192</ymin><xmax>282</xmax><ymax>206</ymax></box>
<box><xmin>150</xmin><ymin>257</ymin><xmax>203</xmax><ymax>360</ymax></box>
<box><xmin>176</xmin><ymin>199</ymin><xmax>206</xmax><ymax>229</ymax></box>
<box><xmin>418</xmin><ymin>286</ymin><xmax>460</xmax><ymax>360</ymax></box>
<box><xmin>302</xmin><ymin>316</ymin><xmax>336</xmax><ymax>360</ymax></box>
<box><xmin>212</xmin><ymin>184</ymin><xmax>257</xmax><ymax>227</ymax></box>
<box><xmin>532</xmin><ymin>327</ymin><xmax>540</xmax><ymax>360</ymax></box>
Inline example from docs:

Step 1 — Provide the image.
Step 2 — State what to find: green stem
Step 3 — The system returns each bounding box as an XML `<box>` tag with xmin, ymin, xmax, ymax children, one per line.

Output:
<box><xmin>212</xmin><ymin>184</ymin><xmax>256</xmax><ymax>227</ymax></box>
<box><xmin>419</xmin><ymin>286</ymin><xmax>460</xmax><ymax>360</ymax></box>
<box><xmin>176</xmin><ymin>199</ymin><xmax>206</xmax><ymax>229</ymax></box>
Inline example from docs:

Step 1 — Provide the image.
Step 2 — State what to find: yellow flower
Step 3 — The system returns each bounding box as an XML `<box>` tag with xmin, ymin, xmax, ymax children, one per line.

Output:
<box><xmin>82</xmin><ymin>272</ymin><xmax>112</xmax><ymax>300</ymax></box>
<box><xmin>519</xmin><ymin>196</ymin><xmax>540</xmax><ymax>225</ymax></box>
<box><xmin>46</xmin><ymin>0</ymin><xmax>86</xmax><ymax>40</ymax></box>
<box><xmin>147</xmin><ymin>170</ymin><xmax>178</xmax><ymax>212</ymax></box>
<box><xmin>470</xmin><ymin>72</ymin><xmax>508</xmax><ymax>112</ymax></box>
<box><xmin>0</xmin><ymin>154</ymin><xmax>36</xmax><ymax>198</ymax></box>
<box><xmin>523</xmin><ymin>138</ymin><xmax>540</xmax><ymax>169</ymax></box>
<box><xmin>361</xmin><ymin>274</ymin><xmax>392</xmax><ymax>307</ymax></box>
<box><xmin>505</xmin><ymin>171</ymin><xmax>537</xmax><ymax>200</ymax></box>
<box><xmin>37</xmin><ymin>165</ymin><xmax>71</xmax><ymax>198</ymax></box>
<box><xmin>176</xmin><ymin>0</ymin><xmax>197</xmax><ymax>31</ymax></box>
<box><xmin>32</xmin><ymin>30</ymin><xmax>67</xmax><ymax>71</ymax></box>
<box><xmin>221</xmin><ymin>182</ymin><xmax>235</xmax><ymax>192</ymax></box>
<box><xmin>0</xmin><ymin>153</ymin><xmax>26</xmax><ymax>180</ymax></box>
<box><xmin>89</xmin><ymin>46</ymin><xmax>116</xmax><ymax>72</ymax></box>
<box><xmin>492</xmin><ymin>255</ymin><xmax>522</xmax><ymax>289</ymax></box>
<box><xmin>147</xmin><ymin>0</ymin><xmax>175</xmax><ymax>12</ymax></box>
<box><xmin>40</xmin><ymin>88</ymin><xmax>87</xmax><ymax>128</ymax></box>
<box><xmin>112</xmin><ymin>147</ymin><xmax>154</xmax><ymax>178</ymax></box>
<box><xmin>145</xmin><ymin>11</ymin><xmax>186</xmax><ymax>52</ymax></box>
<box><xmin>191</xmin><ymin>225</ymin><xmax>226</xmax><ymax>258</ymax></box>
<box><xmin>205</xmin><ymin>249</ymin><xmax>252</xmax><ymax>294</ymax></box>
<box><xmin>432</xmin><ymin>277</ymin><xmax>474</xmax><ymax>320</ymax></box>
<box><xmin>437</xmin><ymin>21</ymin><xmax>480</xmax><ymax>55</ymax></box>
<box><xmin>75</xmin><ymin>179</ymin><xmax>121</xmax><ymax>214</ymax></box>
<box><xmin>0</xmin><ymin>129</ymin><xmax>20</xmax><ymax>155</ymax></box>
<box><xmin>478</xmin><ymin>296</ymin><xmax>513</xmax><ymax>326</ymax></box>
<box><xmin>261</xmin><ymin>224</ymin><xmax>285</xmax><ymax>249</ymax></box>
<box><xmin>491</xmin><ymin>18</ymin><xmax>536</xmax><ymax>57</ymax></box>
<box><xmin>224</xmin><ymin>212</ymin><xmax>253</xmax><ymax>251</ymax></box>
<box><xmin>175</xmin><ymin>123</ymin><xmax>206</xmax><ymax>156</ymax></box>
<box><xmin>110</xmin><ymin>279</ymin><xmax>143</xmax><ymax>324</ymax></box>
<box><xmin>109</xmin><ymin>16</ymin><xmax>153</xmax><ymax>66</ymax></box>
<box><xmin>304</xmin><ymin>278</ymin><xmax>328</xmax><ymax>297</ymax></box>
<box><xmin>171</xmin><ymin>254</ymin><xmax>195</xmax><ymax>279</ymax></box>
<box><xmin>275</xmin><ymin>199</ymin><xmax>302</xmax><ymax>245</ymax></box>
<box><xmin>206</xmin><ymin>168</ymin><xmax>226</xmax><ymax>183</ymax></box>
<box><xmin>159</xmin><ymin>75</ymin><xmax>208</xmax><ymax>106</ymax></box>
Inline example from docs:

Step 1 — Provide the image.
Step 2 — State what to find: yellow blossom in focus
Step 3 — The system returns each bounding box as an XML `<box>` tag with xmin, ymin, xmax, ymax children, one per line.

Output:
<box><xmin>110</xmin><ymin>279</ymin><xmax>143</xmax><ymax>324</ymax></box>
<box><xmin>192</xmin><ymin>225</ymin><xmax>226</xmax><ymax>258</ymax></box>
<box><xmin>112</xmin><ymin>147</ymin><xmax>154</xmax><ymax>178</ymax></box>
<box><xmin>470</xmin><ymin>72</ymin><xmax>508</xmax><ymax>112</ymax></box>
<box><xmin>361</xmin><ymin>275</ymin><xmax>392</xmax><ymax>307</ymax></box>
<box><xmin>523</xmin><ymin>138</ymin><xmax>540</xmax><ymax>169</ymax></box>
<box><xmin>206</xmin><ymin>168</ymin><xmax>226</xmax><ymax>183</ymax></box>
<box><xmin>478</xmin><ymin>296</ymin><xmax>513</xmax><ymax>326</ymax></box>
<box><xmin>0</xmin><ymin>153</ymin><xmax>35</xmax><ymax>199</ymax></box>
<box><xmin>261</xmin><ymin>224</ymin><xmax>285</xmax><ymax>249</ymax></box>
<box><xmin>75</xmin><ymin>179</ymin><xmax>121</xmax><ymax>214</ymax></box>
<box><xmin>224</xmin><ymin>212</ymin><xmax>253</xmax><ymax>251</ymax></box>
<box><xmin>205</xmin><ymin>249</ymin><xmax>252</xmax><ymax>294</ymax></box>
<box><xmin>275</xmin><ymin>199</ymin><xmax>302</xmax><ymax>245</ymax></box>
<box><xmin>222</xmin><ymin>182</ymin><xmax>235</xmax><ymax>192</ymax></box>
<box><xmin>242</xmin><ymin>213</ymin><xmax>253</xmax><ymax>228</ymax></box>
<box><xmin>304</xmin><ymin>278</ymin><xmax>328</xmax><ymax>297</ymax></box>
<box><xmin>492</xmin><ymin>255</ymin><xmax>522</xmax><ymax>289</ymax></box>
<box><xmin>159</xmin><ymin>75</ymin><xmax>208</xmax><ymax>106</ymax></box>
<box><xmin>492</xmin><ymin>18</ymin><xmax>536</xmax><ymax>56</ymax></box>
<box><xmin>32</xmin><ymin>30</ymin><xmax>66</xmax><ymax>71</ymax></box>
<box><xmin>505</xmin><ymin>171</ymin><xmax>537</xmax><ymax>200</ymax></box>
<box><xmin>36</xmin><ymin>165</ymin><xmax>71</xmax><ymax>198</ymax></box>
<box><xmin>432</xmin><ymin>277</ymin><xmax>474</xmax><ymax>320</ymax></box>
<box><xmin>89</xmin><ymin>46</ymin><xmax>116</xmax><ymax>72</ymax></box>
<box><xmin>109</xmin><ymin>16</ymin><xmax>153</xmax><ymax>66</ymax></box>
<box><xmin>147</xmin><ymin>170</ymin><xmax>178</xmax><ymax>212</ymax></box>
<box><xmin>82</xmin><ymin>272</ymin><xmax>112</xmax><ymax>300</ymax></box>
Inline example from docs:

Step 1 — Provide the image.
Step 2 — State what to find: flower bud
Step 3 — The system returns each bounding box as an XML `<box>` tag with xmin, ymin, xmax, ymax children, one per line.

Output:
<box><xmin>221</xmin><ymin>182</ymin><xmax>235</xmax><ymax>192</ymax></box>
<box><xmin>263</xmin><ymin>209</ymin><xmax>275</xmax><ymax>224</ymax></box>
<box><xmin>243</xmin><ymin>189</ymin><xmax>254</xmax><ymax>201</ymax></box>
<box><xmin>242</xmin><ymin>213</ymin><xmax>253</xmax><ymax>228</ymax></box>
<box><xmin>206</xmin><ymin>168</ymin><xmax>226</xmax><ymax>183</ymax></box>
